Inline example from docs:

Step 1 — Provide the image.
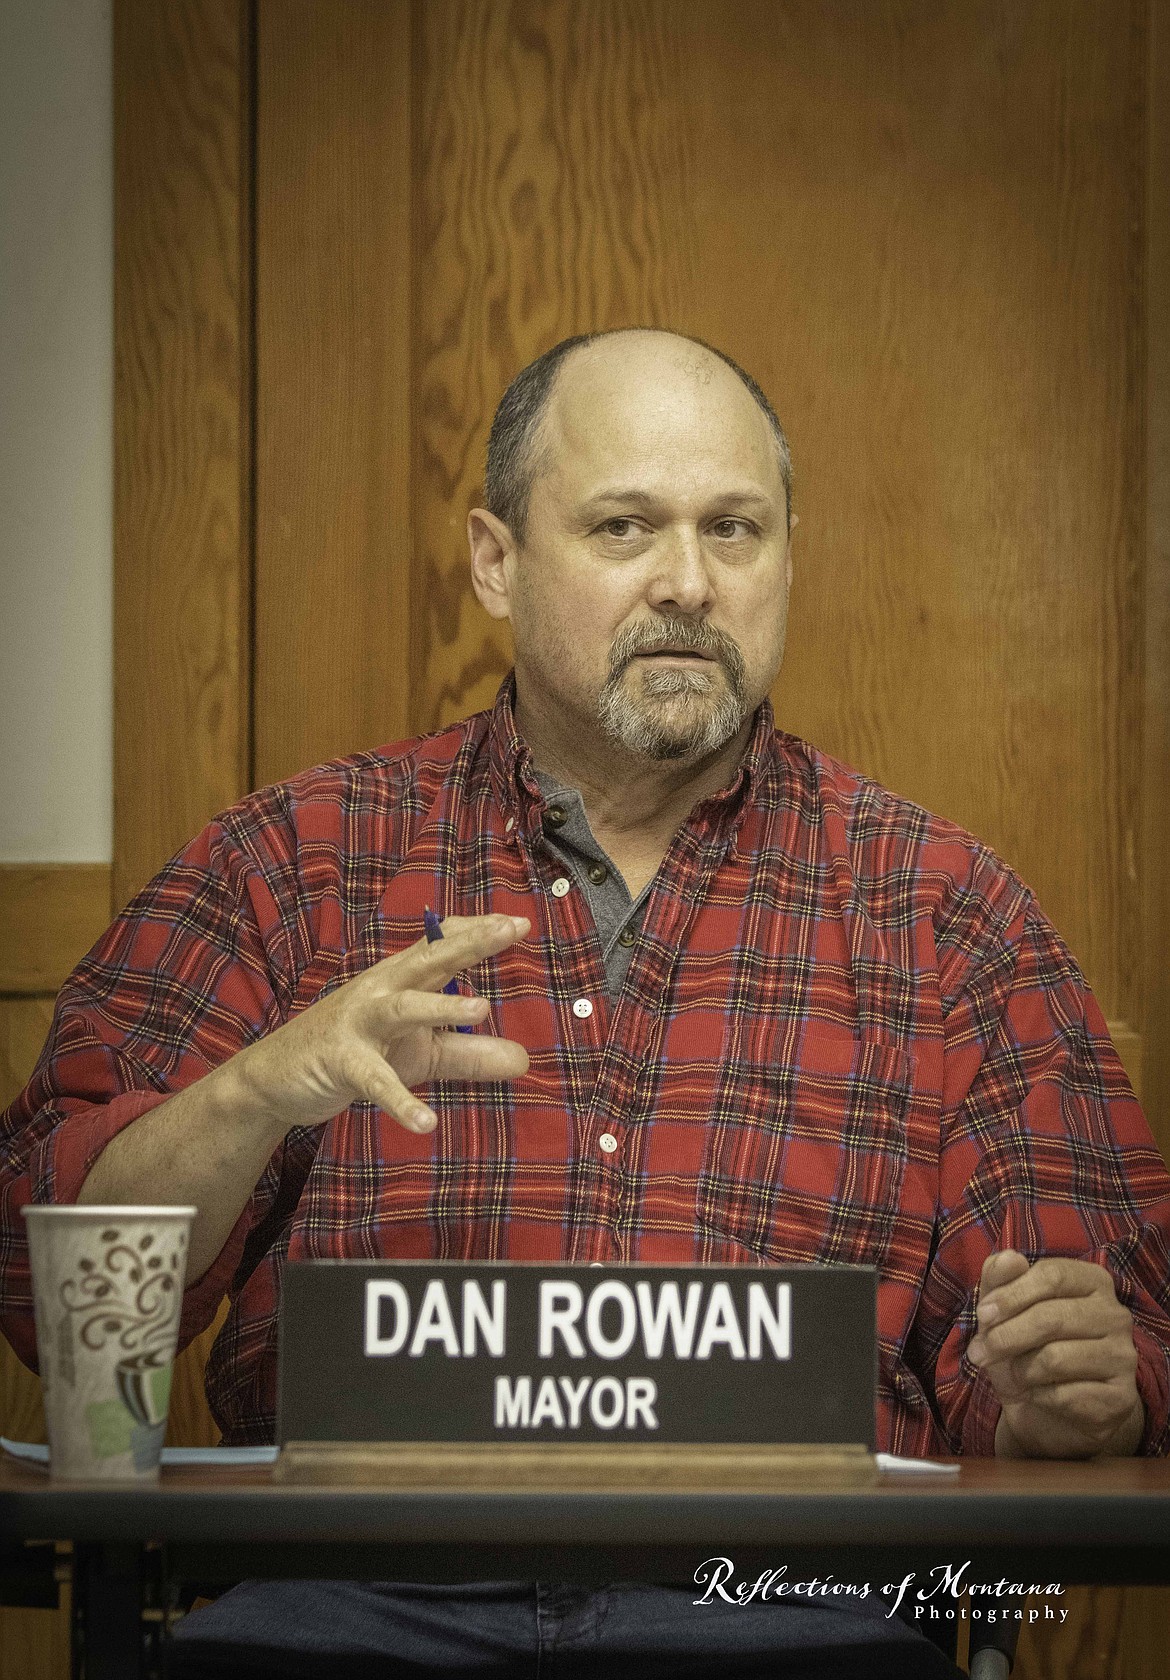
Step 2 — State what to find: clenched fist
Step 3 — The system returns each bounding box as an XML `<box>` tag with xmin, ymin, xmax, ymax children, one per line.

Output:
<box><xmin>969</xmin><ymin>1250</ymin><xmax>1145</xmax><ymax>1458</ymax></box>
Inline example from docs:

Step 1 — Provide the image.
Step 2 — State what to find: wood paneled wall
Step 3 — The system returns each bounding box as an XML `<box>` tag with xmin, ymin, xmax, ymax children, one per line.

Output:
<box><xmin>3</xmin><ymin>3</ymin><xmax>1168</xmax><ymax>1676</ymax></box>
<box><xmin>254</xmin><ymin>2</ymin><xmax>414</xmax><ymax>786</ymax></box>
<box><xmin>1144</xmin><ymin>0</ymin><xmax>1170</xmax><ymax>1174</ymax></box>
<box><xmin>112</xmin><ymin>0</ymin><xmax>253</xmax><ymax>911</ymax></box>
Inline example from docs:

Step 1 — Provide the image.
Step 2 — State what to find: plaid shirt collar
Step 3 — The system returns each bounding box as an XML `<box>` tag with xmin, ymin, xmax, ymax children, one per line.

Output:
<box><xmin>485</xmin><ymin>672</ymin><xmax>785</xmax><ymax>857</ymax></box>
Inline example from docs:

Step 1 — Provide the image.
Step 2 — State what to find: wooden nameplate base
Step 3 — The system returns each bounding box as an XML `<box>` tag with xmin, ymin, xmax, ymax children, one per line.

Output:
<box><xmin>275</xmin><ymin>1440</ymin><xmax>877</xmax><ymax>1491</ymax></box>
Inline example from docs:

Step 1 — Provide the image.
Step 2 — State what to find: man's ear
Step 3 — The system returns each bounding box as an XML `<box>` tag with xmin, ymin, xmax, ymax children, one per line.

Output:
<box><xmin>468</xmin><ymin>507</ymin><xmax>517</xmax><ymax>621</ymax></box>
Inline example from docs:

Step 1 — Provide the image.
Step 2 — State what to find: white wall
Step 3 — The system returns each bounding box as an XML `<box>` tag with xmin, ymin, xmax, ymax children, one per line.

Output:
<box><xmin>0</xmin><ymin>0</ymin><xmax>112</xmax><ymax>862</ymax></box>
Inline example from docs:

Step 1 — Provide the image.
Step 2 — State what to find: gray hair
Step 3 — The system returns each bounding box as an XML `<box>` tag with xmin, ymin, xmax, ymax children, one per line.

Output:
<box><xmin>483</xmin><ymin>329</ymin><xmax>793</xmax><ymax>544</ymax></box>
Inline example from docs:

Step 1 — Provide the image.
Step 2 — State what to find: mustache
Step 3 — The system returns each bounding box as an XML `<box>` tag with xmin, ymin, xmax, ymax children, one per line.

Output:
<box><xmin>607</xmin><ymin>617</ymin><xmax>747</xmax><ymax>687</ymax></box>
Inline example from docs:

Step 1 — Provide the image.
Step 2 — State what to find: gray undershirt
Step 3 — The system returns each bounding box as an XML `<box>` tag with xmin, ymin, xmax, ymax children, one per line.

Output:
<box><xmin>532</xmin><ymin>770</ymin><xmax>653</xmax><ymax>999</ymax></box>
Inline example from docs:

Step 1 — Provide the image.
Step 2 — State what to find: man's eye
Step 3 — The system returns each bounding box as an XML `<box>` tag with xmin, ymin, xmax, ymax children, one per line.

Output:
<box><xmin>711</xmin><ymin>518</ymin><xmax>751</xmax><ymax>539</ymax></box>
<box><xmin>600</xmin><ymin>518</ymin><xmax>636</xmax><ymax>538</ymax></box>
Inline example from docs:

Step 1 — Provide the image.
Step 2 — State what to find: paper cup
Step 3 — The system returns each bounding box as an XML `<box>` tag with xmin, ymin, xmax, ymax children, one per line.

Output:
<box><xmin>22</xmin><ymin>1205</ymin><xmax>196</xmax><ymax>1480</ymax></box>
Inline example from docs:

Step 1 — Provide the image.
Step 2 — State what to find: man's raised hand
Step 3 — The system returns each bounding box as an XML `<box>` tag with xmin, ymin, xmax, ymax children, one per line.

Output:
<box><xmin>228</xmin><ymin>914</ymin><xmax>531</xmax><ymax>1137</ymax></box>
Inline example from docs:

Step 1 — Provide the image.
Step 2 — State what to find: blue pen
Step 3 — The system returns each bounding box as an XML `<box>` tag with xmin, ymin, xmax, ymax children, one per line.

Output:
<box><xmin>423</xmin><ymin>906</ymin><xmax>473</xmax><ymax>1032</ymax></box>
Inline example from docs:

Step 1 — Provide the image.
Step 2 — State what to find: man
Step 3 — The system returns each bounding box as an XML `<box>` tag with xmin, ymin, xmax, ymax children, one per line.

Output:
<box><xmin>3</xmin><ymin>329</ymin><xmax>1169</xmax><ymax>1677</ymax></box>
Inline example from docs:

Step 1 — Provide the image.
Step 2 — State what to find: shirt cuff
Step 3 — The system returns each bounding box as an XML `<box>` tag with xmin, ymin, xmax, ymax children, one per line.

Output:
<box><xmin>39</xmin><ymin>1089</ymin><xmax>174</xmax><ymax>1204</ymax></box>
<box><xmin>35</xmin><ymin>1089</ymin><xmax>249</xmax><ymax>1352</ymax></box>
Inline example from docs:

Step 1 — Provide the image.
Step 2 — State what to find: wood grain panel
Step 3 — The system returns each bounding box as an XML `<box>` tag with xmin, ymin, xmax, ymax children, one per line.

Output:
<box><xmin>1015</xmin><ymin>1584</ymin><xmax>1124</xmax><ymax>1680</ymax></box>
<box><xmin>1121</xmin><ymin>1585</ymin><xmax>1170</xmax><ymax>1680</ymax></box>
<box><xmin>0</xmin><ymin>999</ymin><xmax>56</xmax><ymax>1114</ymax></box>
<box><xmin>413</xmin><ymin>0</ymin><xmax>695</xmax><ymax>730</ymax></box>
<box><xmin>253</xmin><ymin>0</ymin><xmax>413</xmax><ymax>785</ymax></box>
<box><xmin>1012</xmin><ymin>1583</ymin><xmax>1170</xmax><ymax>1680</ymax></box>
<box><xmin>113</xmin><ymin>0</ymin><xmax>253</xmax><ymax>909</ymax></box>
<box><xmin>0</xmin><ymin>1593</ymin><xmax>68</xmax><ymax>1680</ymax></box>
<box><xmin>0</xmin><ymin>1326</ymin><xmax>47</xmax><ymax>1446</ymax></box>
<box><xmin>1142</xmin><ymin>0</ymin><xmax>1170</xmax><ymax>1158</ymax></box>
<box><xmin>1116</xmin><ymin>9</ymin><xmax>1170</xmax><ymax>1676</ymax></box>
<box><xmin>0</xmin><ymin>866</ymin><xmax>111</xmax><ymax>995</ymax></box>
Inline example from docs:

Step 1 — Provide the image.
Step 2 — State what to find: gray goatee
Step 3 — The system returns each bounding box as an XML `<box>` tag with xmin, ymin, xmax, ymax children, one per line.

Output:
<box><xmin>597</xmin><ymin>616</ymin><xmax>749</xmax><ymax>760</ymax></box>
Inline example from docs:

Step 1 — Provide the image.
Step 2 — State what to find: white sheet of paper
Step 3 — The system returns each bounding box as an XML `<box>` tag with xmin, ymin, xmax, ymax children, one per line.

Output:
<box><xmin>876</xmin><ymin>1452</ymin><xmax>960</xmax><ymax>1474</ymax></box>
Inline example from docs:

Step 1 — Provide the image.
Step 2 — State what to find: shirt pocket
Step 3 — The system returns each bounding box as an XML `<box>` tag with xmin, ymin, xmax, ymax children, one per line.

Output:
<box><xmin>695</xmin><ymin>1031</ymin><xmax>913</xmax><ymax>1270</ymax></box>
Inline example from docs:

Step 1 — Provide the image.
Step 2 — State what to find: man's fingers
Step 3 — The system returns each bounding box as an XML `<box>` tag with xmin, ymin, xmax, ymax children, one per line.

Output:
<box><xmin>343</xmin><ymin>1045</ymin><xmax>438</xmax><ymax>1135</ymax></box>
<box><xmin>977</xmin><ymin>1253</ymin><xmax>1108</xmax><ymax>1332</ymax></box>
<box><xmin>970</xmin><ymin>1291</ymin><xmax>1128</xmax><ymax>1366</ymax></box>
<box><xmin>359</xmin><ymin>989</ymin><xmax>490</xmax><ymax>1039</ymax></box>
<box><xmin>426</xmin><ymin>1033</ymin><xmax>530</xmax><ymax>1083</ymax></box>
<box><xmin>389</xmin><ymin>914</ymin><xmax>531</xmax><ymax>992</ymax></box>
<box><xmin>976</xmin><ymin>1332</ymin><xmax>1136</xmax><ymax>1398</ymax></box>
<box><xmin>1004</xmin><ymin>1379</ymin><xmax>1139</xmax><ymax>1433</ymax></box>
<box><xmin>342</xmin><ymin>1026</ymin><xmax>528</xmax><ymax>1134</ymax></box>
<box><xmin>979</xmin><ymin>1248</ymin><xmax>1030</xmax><ymax>1294</ymax></box>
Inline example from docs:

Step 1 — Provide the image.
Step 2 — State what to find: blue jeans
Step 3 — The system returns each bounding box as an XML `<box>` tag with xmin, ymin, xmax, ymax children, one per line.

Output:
<box><xmin>166</xmin><ymin>1579</ymin><xmax>961</xmax><ymax>1678</ymax></box>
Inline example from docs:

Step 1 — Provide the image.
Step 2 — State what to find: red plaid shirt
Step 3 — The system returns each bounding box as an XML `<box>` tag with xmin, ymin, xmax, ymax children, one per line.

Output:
<box><xmin>4</xmin><ymin>679</ymin><xmax>1170</xmax><ymax>1454</ymax></box>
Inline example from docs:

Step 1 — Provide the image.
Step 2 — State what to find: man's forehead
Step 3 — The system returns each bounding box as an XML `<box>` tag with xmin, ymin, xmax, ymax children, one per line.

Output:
<box><xmin>538</xmin><ymin>333</ymin><xmax>781</xmax><ymax>495</ymax></box>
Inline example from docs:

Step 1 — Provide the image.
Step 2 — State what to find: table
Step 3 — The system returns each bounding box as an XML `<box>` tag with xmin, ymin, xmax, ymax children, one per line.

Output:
<box><xmin>3</xmin><ymin>1454</ymin><xmax>1170</xmax><ymax>1678</ymax></box>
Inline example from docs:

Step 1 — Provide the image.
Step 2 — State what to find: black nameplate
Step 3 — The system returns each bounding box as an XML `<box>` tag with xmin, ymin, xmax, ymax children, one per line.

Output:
<box><xmin>278</xmin><ymin>1262</ymin><xmax>876</xmax><ymax>1448</ymax></box>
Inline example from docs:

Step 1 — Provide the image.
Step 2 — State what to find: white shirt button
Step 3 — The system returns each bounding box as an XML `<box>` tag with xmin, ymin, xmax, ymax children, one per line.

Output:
<box><xmin>551</xmin><ymin>877</ymin><xmax>571</xmax><ymax>898</ymax></box>
<box><xmin>504</xmin><ymin>817</ymin><xmax>515</xmax><ymax>833</ymax></box>
<box><xmin>572</xmin><ymin>998</ymin><xmax>593</xmax><ymax>1018</ymax></box>
<box><xmin>598</xmin><ymin>1133</ymin><xmax>619</xmax><ymax>1154</ymax></box>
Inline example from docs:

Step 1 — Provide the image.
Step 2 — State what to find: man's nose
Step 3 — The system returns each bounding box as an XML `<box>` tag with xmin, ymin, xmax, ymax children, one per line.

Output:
<box><xmin>646</xmin><ymin>527</ymin><xmax>715</xmax><ymax>615</ymax></box>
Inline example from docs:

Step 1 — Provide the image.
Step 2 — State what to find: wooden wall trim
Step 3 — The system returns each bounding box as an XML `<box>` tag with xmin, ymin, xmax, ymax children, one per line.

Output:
<box><xmin>1122</xmin><ymin>14</ymin><xmax>1168</xmax><ymax>1652</ymax></box>
<box><xmin>1143</xmin><ymin>0</ymin><xmax>1170</xmax><ymax>1151</ymax></box>
<box><xmin>0</xmin><ymin>865</ymin><xmax>112</xmax><ymax>995</ymax></box>
<box><xmin>113</xmin><ymin>0</ymin><xmax>254</xmax><ymax>912</ymax></box>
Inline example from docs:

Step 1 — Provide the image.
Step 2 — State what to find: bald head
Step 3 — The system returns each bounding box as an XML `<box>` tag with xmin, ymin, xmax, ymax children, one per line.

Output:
<box><xmin>484</xmin><ymin>329</ymin><xmax>793</xmax><ymax>546</ymax></box>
